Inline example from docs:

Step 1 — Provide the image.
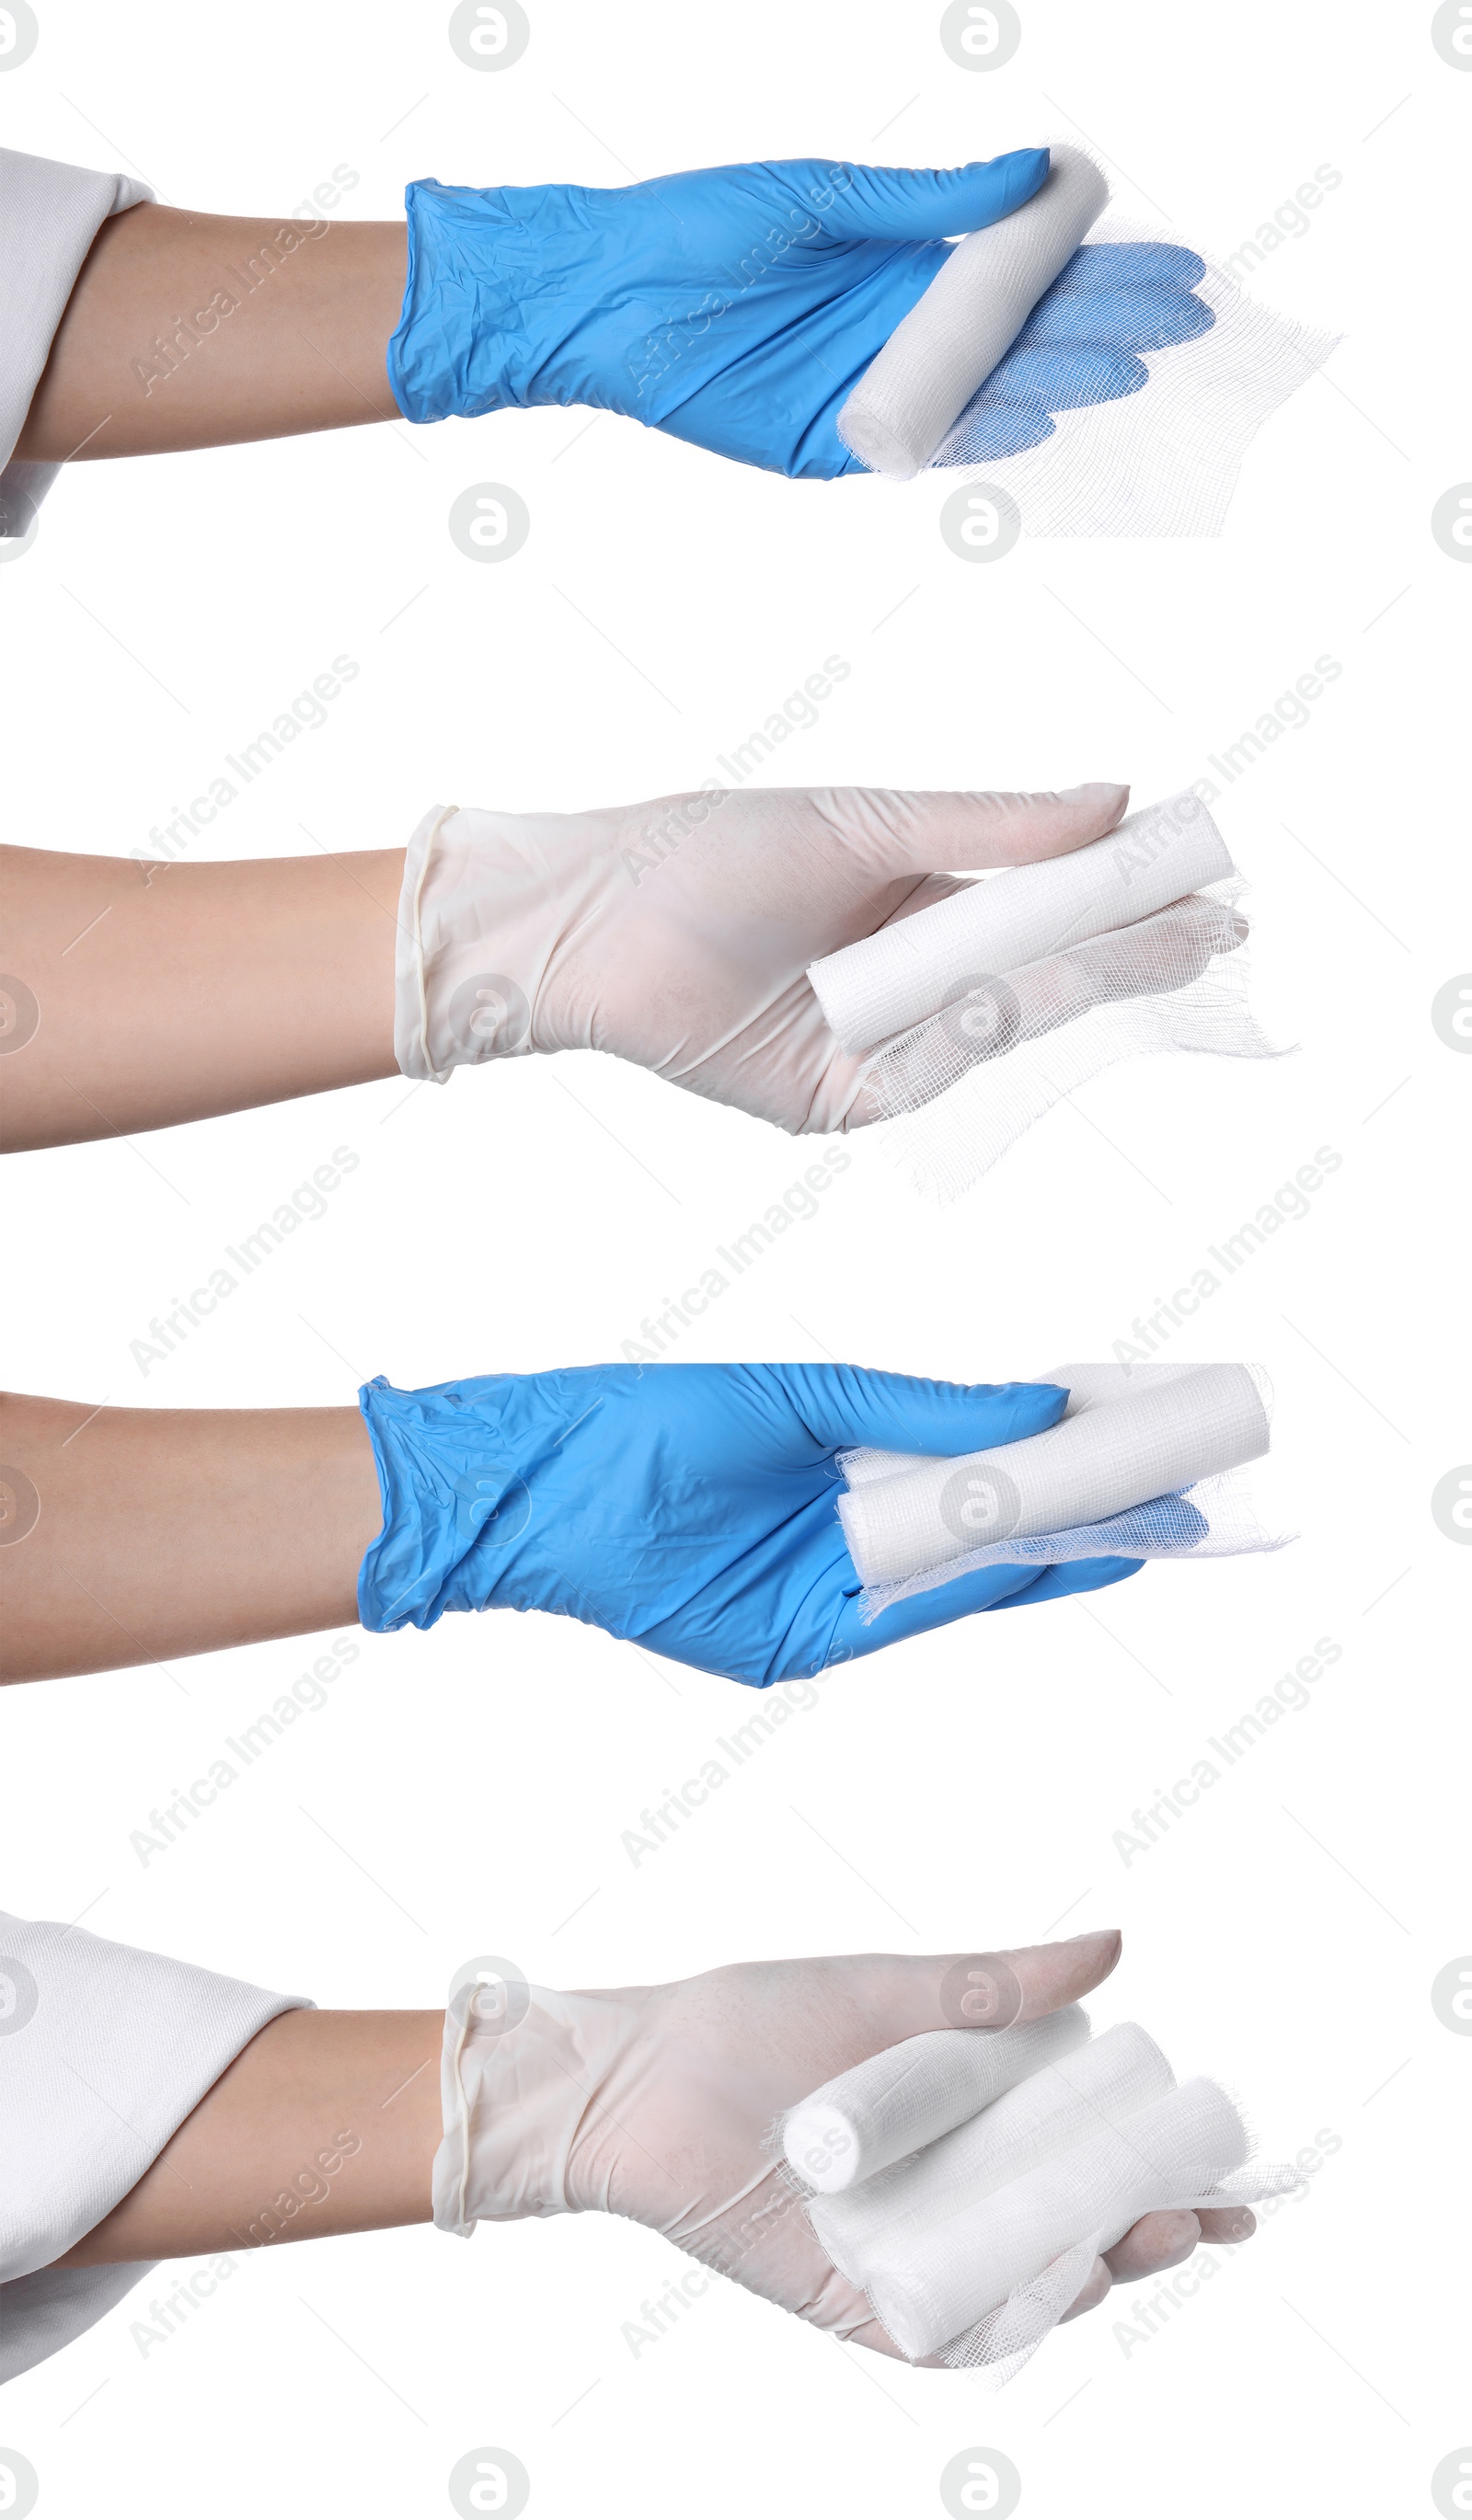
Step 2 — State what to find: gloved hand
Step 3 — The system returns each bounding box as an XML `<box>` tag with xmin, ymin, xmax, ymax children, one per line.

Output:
<box><xmin>434</xmin><ymin>1932</ymin><xmax>1257</xmax><ymax>2358</ymax></box>
<box><xmin>395</xmin><ymin>780</ymin><xmax>1132</xmax><ymax>1131</ymax></box>
<box><xmin>356</xmin><ymin>1362</ymin><xmax>1159</xmax><ymax>1685</ymax></box>
<box><xmin>387</xmin><ymin>154</ymin><xmax>1064</xmax><ymax>477</ymax></box>
<box><xmin>951</xmin><ymin>241</ymin><xmax>1213</xmax><ymax>459</ymax></box>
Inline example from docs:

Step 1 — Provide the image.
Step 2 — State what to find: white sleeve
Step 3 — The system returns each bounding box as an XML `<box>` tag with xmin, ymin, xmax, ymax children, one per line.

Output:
<box><xmin>0</xmin><ymin>146</ymin><xmax>155</xmax><ymax>535</ymax></box>
<box><xmin>0</xmin><ymin>1909</ymin><xmax>310</xmax><ymax>2384</ymax></box>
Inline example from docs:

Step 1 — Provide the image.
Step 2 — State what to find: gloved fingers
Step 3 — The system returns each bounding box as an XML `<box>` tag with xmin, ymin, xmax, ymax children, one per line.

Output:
<box><xmin>1103</xmin><ymin>2208</ymin><xmax>1203</xmax><ymax>2283</ymax></box>
<box><xmin>1016</xmin><ymin>283</ymin><xmax>1215</xmax><ymax>355</ymax></box>
<box><xmin>985</xmin><ymin>1554</ymin><xmax>1148</xmax><ymax>1609</ymax></box>
<box><xmin>1197</xmin><ymin>2205</ymin><xmax>1257</xmax><ymax>2244</ymax></box>
<box><xmin>1051</xmin><ymin>240</ymin><xmax>1208</xmax><ymax>294</ymax></box>
<box><xmin>1069</xmin><ymin>897</ymin><xmax>1246</xmax><ymax>1003</ymax></box>
<box><xmin>927</xmin><ymin>395</ymin><xmax>1057</xmax><ymax>459</ymax></box>
<box><xmin>1153</xmin><ymin>1493</ymin><xmax>1212</xmax><ymax>1547</ymax></box>
<box><xmin>806</xmin><ymin>778</ymin><xmax>1131</xmax><ymax>888</ymax></box>
<box><xmin>1058</xmin><ymin>2255</ymin><xmax>1114</xmax><ymax>2323</ymax></box>
<box><xmin>820</xmin><ymin>1559</ymin><xmax>1058</xmax><ymax>1663</ymax></box>
<box><xmin>804</xmin><ymin>151</ymin><xmax>1050</xmax><ymax>245</ymax></box>
<box><xmin>814</xmin><ymin>1930</ymin><xmax>1124</xmax><ymax>2057</ymax></box>
<box><xmin>819</xmin><ymin>1551</ymin><xmax>1143</xmax><ymax>1666</ymax></box>
<box><xmin>981</xmin><ymin>343</ymin><xmax>1149</xmax><ymax>412</ymax></box>
<box><xmin>767</xmin><ymin>1359</ymin><xmax>1068</xmax><ymax>1458</ymax></box>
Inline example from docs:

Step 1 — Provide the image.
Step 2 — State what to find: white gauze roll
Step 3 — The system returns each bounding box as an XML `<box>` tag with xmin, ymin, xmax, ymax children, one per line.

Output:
<box><xmin>838</xmin><ymin>1361</ymin><xmax>1269</xmax><ymax>1590</ymax></box>
<box><xmin>780</xmin><ymin>2004</ymin><xmax>1089</xmax><ymax>2197</ymax></box>
<box><xmin>837</xmin><ymin>145</ymin><xmax>1110</xmax><ymax>480</ymax></box>
<box><xmin>866</xmin><ymin>2075</ymin><xmax>1249</xmax><ymax>2362</ymax></box>
<box><xmin>811</xmin><ymin>2022</ymin><xmax>1174</xmax><ymax>2288</ymax></box>
<box><xmin>810</xmin><ymin>793</ymin><xmax>1234</xmax><ymax>1058</ymax></box>
<box><xmin>842</xmin><ymin>1359</ymin><xmax>1214</xmax><ymax>1488</ymax></box>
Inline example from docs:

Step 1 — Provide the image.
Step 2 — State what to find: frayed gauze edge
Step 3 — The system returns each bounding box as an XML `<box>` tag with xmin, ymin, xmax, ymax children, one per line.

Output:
<box><xmin>853</xmin><ymin>1466</ymin><xmax>1294</xmax><ymax>1621</ymax></box>
<box><xmin>868</xmin><ymin>882</ymin><xmax>1287</xmax><ymax>1204</ymax></box>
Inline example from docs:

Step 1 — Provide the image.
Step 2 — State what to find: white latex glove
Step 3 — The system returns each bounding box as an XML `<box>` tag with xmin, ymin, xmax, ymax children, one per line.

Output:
<box><xmin>433</xmin><ymin>1930</ymin><xmax>1257</xmax><ymax>2360</ymax></box>
<box><xmin>395</xmin><ymin>781</ymin><xmax>1129</xmax><ymax>1132</ymax></box>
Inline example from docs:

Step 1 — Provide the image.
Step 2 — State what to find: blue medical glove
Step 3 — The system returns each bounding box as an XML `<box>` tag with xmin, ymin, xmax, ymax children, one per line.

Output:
<box><xmin>386</xmin><ymin>151</ymin><xmax>1051</xmax><ymax>479</ymax></box>
<box><xmin>356</xmin><ymin>1361</ymin><xmax>1159</xmax><ymax>1688</ymax></box>
<box><xmin>951</xmin><ymin>241</ymin><xmax>1213</xmax><ymax>459</ymax></box>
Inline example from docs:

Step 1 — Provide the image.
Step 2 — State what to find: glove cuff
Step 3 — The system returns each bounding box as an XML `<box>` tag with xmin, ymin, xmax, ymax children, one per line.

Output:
<box><xmin>388</xmin><ymin>178</ymin><xmax>530</xmax><ymax>425</ymax></box>
<box><xmin>432</xmin><ymin>1980</ymin><xmax>640</xmax><ymax>2233</ymax></box>
<box><xmin>393</xmin><ymin>804</ymin><xmax>566</xmax><ymax>1082</ymax></box>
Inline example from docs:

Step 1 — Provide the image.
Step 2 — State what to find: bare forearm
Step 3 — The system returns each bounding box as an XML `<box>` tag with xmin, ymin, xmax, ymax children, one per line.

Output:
<box><xmin>58</xmin><ymin>2010</ymin><xmax>443</xmax><ymax>2262</ymax></box>
<box><xmin>0</xmin><ymin>1392</ymin><xmax>382</xmax><ymax>1682</ymax></box>
<box><xmin>14</xmin><ymin>204</ymin><xmax>408</xmax><ymax>463</ymax></box>
<box><xmin>0</xmin><ymin>844</ymin><xmax>402</xmax><ymax>1150</ymax></box>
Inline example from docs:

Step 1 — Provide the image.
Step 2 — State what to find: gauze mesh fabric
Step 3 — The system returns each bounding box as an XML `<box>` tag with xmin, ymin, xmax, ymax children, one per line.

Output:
<box><xmin>931</xmin><ymin>207</ymin><xmax>1339</xmax><ymax>534</ymax></box>
<box><xmin>781</xmin><ymin>2005</ymin><xmax>1090</xmax><ymax>2195</ymax></box>
<box><xmin>810</xmin><ymin>792</ymin><xmax>1235</xmax><ymax>1054</ymax></box>
<box><xmin>807</xmin><ymin>793</ymin><xmax>1282</xmax><ymax>1203</ymax></box>
<box><xmin>840</xmin><ymin>1360</ymin><xmax>1284</xmax><ymax>1617</ymax></box>
<box><xmin>837</xmin><ymin>145</ymin><xmax>1110</xmax><ymax>480</ymax></box>
<box><xmin>779</xmin><ymin>2017</ymin><xmax>1297</xmax><ymax>2377</ymax></box>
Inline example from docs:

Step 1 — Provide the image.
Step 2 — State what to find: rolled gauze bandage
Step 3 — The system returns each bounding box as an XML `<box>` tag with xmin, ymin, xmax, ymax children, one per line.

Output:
<box><xmin>838</xmin><ymin>1359</ymin><xmax>1217</xmax><ymax>1491</ymax></box>
<box><xmin>838</xmin><ymin>1360</ymin><xmax>1269</xmax><ymax>1590</ymax></box>
<box><xmin>780</xmin><ymin>2004</ymin><xmax>1089</xmax><ymax>2196</ymax></box>
<box><xmin>838</xmin><ymin>145</ymin><xmax>1110</xmax><ymax>480</ymax></box>
<box><xmin>811</xmin><ymin>2022</ymin><xmax>1175</xmax><ymax>2286</ymax></box>
<box><xmin>865</xmin><ymin>2075</ymin><xmax>1249</xmax><ymax>2361</ymax></box>
<box><xmin>810</xmin><ymin>793</ymin><xmax>1235</xmax><ymax>1058</ymax></box>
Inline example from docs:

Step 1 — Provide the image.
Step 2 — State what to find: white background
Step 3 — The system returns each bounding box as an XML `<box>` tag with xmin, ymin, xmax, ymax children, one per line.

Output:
<box><xmin>2</xmin><ymin>3</ymin><xmax>1468</xmax><ymax>2514</ymax></box>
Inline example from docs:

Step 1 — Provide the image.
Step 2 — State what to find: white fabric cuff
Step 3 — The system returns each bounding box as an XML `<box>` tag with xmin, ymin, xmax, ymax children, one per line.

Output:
<box><xmin>0</xmin><ymin>1909</ymin><xmax>308</xmax><ymax>2382</ymax></box>
<box><xmin>0</xmin><ymin>147</ymin><xmax>155</xmax><ymax>533</ymax></box>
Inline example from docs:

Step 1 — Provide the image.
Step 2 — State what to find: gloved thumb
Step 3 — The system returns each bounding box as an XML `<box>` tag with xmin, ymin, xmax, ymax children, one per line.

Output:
<box><xmin>847</xmin><ymin>1930</ymin><xmax>1123</xmax><ymax>2049</ymax></box>
<box><xmin>812</xmin><ymin>149</ymin><xmax>1050</xmax><ymax>244</ymax></box>
<box><xmin>771</xmin><ymin>1360</ymin><xmax>1068</xmax><ymax>1458</ymax></box>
